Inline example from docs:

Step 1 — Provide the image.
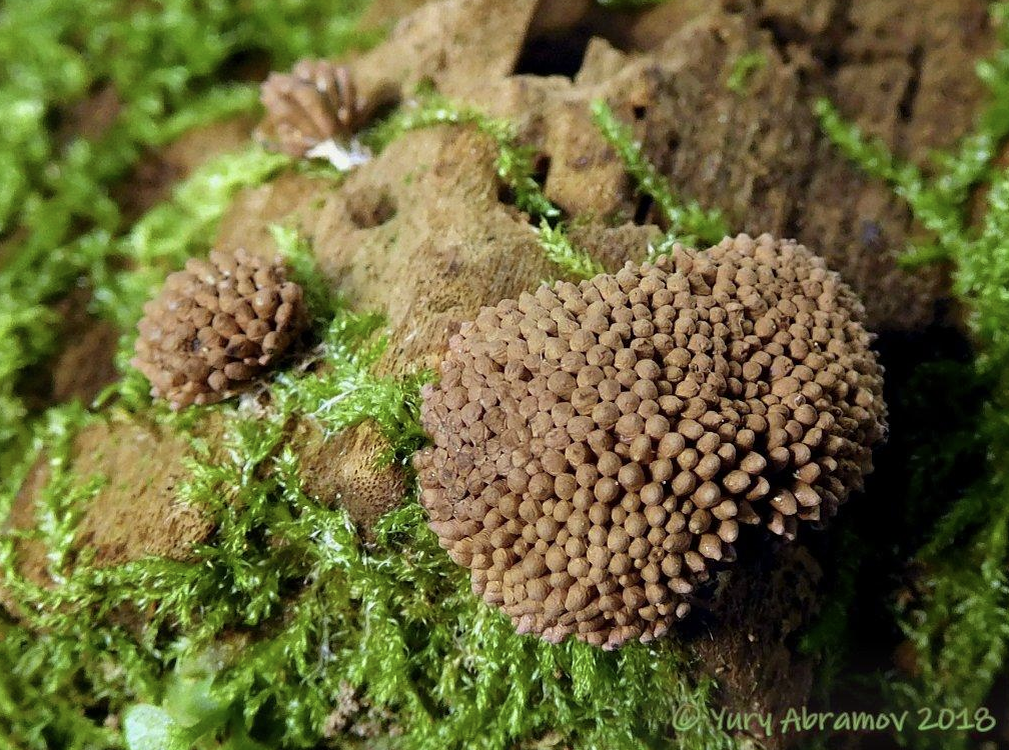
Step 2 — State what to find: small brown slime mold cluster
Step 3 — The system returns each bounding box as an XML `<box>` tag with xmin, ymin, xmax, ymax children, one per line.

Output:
<box><xmin>259</xmin><ymin>59</ymin><xmax>358</xmax><ymax>158</ymax></box>
<box><xmin>414</xmin><ymin>234</ymin><xmax>887</xmax><ymax>650</ymax></box>
<box><xmin>133</xmin><ymin>248</ymin><xmax>309</xmax><ymax>410</ymax></box>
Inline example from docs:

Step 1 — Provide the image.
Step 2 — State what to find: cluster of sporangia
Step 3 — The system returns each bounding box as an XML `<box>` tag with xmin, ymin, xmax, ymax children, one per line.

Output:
<box><xmin>133</xmin><ymin>248</ymin><xmax>309</xmax><ymax>410</ymax></box>
<box><xmin>415</xmin><ymin>234</ymin><xmax>887</xmax><ymax>649</ymax></box>
<box><xmin>259</xmin><ymin>58</ymin><xmax>358</xmax><ymax>158</ymax></box>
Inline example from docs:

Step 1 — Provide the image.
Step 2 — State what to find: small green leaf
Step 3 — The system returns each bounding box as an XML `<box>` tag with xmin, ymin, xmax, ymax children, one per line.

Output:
<box><xmin>123</xmin><ymin>705</ymin><xmax>190</xmax><ymax>750</ymax></box>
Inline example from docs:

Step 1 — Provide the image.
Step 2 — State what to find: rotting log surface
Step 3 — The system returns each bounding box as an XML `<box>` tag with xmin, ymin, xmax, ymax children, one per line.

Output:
<box><xmin>7</xmin><ymin>0</ymin><xmax>994</xmax><ymax>746</ymax></box>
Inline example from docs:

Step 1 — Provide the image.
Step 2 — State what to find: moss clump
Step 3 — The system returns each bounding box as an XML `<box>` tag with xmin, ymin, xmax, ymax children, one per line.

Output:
<box><xmin>0</xmin><ymin>0</ymin><xmax>381</xmax><ymax>740</ymax></box>
<box><xmin>590</xmin><ymin>100</ymin><xmax>728</xmax><ymax>250</ymax></box>
<box><xmin>536</xmin><ymin>220</ymin><xmax>608</xmax><ymax>279</ymax></box>
<box><xmin>0</xmin><ymin>0</ymin><xmax>379</xmax><ymax>482</ymax></box>
<box><xmin>813</xmin><ymin>3</ymin><xmax>1009</xmax><ymax>746</ymax></box>
<box><xmin>726</xmin><ymin>52</ymin><xmax>768</xmax><ymax>95</ymax></box>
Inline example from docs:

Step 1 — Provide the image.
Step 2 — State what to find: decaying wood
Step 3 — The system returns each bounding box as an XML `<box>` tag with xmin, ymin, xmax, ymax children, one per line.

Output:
<box><xmin>7</xmin><ymin>0</ymin><xmax>995</xmax><ymax>745</ymax></box>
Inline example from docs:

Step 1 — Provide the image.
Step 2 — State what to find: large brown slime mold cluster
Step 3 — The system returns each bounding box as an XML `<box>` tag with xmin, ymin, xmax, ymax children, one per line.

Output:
<box><xmin>133</xmin><ymin>248</ymin><xmax>309</xmax><ymax>410</ymax></box>
<box><xmin>415</xmin><ymin>234</ymin><xmax>887</xmax><ymax>650</ymax></box>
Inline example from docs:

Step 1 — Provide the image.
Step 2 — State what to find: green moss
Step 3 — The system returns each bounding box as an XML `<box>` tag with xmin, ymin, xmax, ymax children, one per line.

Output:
<box><xmin>590</xmin><ymin>100</ymin><xmax>728</xmax><ymax>248</ymax></box>
<box><xmin>0</xmin><ymin>622</ymin><xmax>123</xmax><ymax>750</ymax></box>
<box><xmin>0</xmin><ymin>0</ymin><xmax>376</xmax><ymax>235</ymax></box>
<box><xmin>0</xmin><ymin>401</ymin><xmax>156</xmax><ymax>750</ymax></box>
<box><xmin>536</xmin><ymin>220</ymin><xmax>608</xmax><ymax>279</ymax></box>
<box><xmin>0</xmin><ymin>0</ymin><xmax>382</xmax><ymax>494</ymax></box>
<box><xmin>814</xmin><ymin>4</ymin><xmax>1009</xmax><ymax>746</ymax></box>
<box><xmin>726</xmin><ymin>52</ymin><xmax>767</xmax><ymax>94</ymax></box>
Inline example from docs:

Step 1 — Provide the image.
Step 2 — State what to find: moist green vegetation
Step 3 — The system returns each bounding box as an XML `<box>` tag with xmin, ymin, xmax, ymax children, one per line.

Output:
<box><xmin>814</xmin><ymin>3</ymin><xmax>1009</xmax><ymax>746</ymax></box>
<box><xmin>0</xmin><ymin>24</ymin><xmax>738</xmax><ymax>750</ymax></box>
<box><xmin>590</xmin><ymin>100</ymin><xmax>728</xmax><ymax>249</ymax></box>
<box><xmin>0</xmin><ymin>0</ymin><xmax>379</xmax><ymax>481</ymax></box>
<box><xmin>9</xmin><ymin>0</ymin><xmax>1008</xmax><ymax>744</ymax></box>
<box><xmin>536</xmin><ymin>220</ymin><xmax>608</xmax><ymax>279</ymax></box>
<box><xmin>726</xmin><ymin>52</ymin><xmax>768</xmax><ymax>95</ymax></box>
